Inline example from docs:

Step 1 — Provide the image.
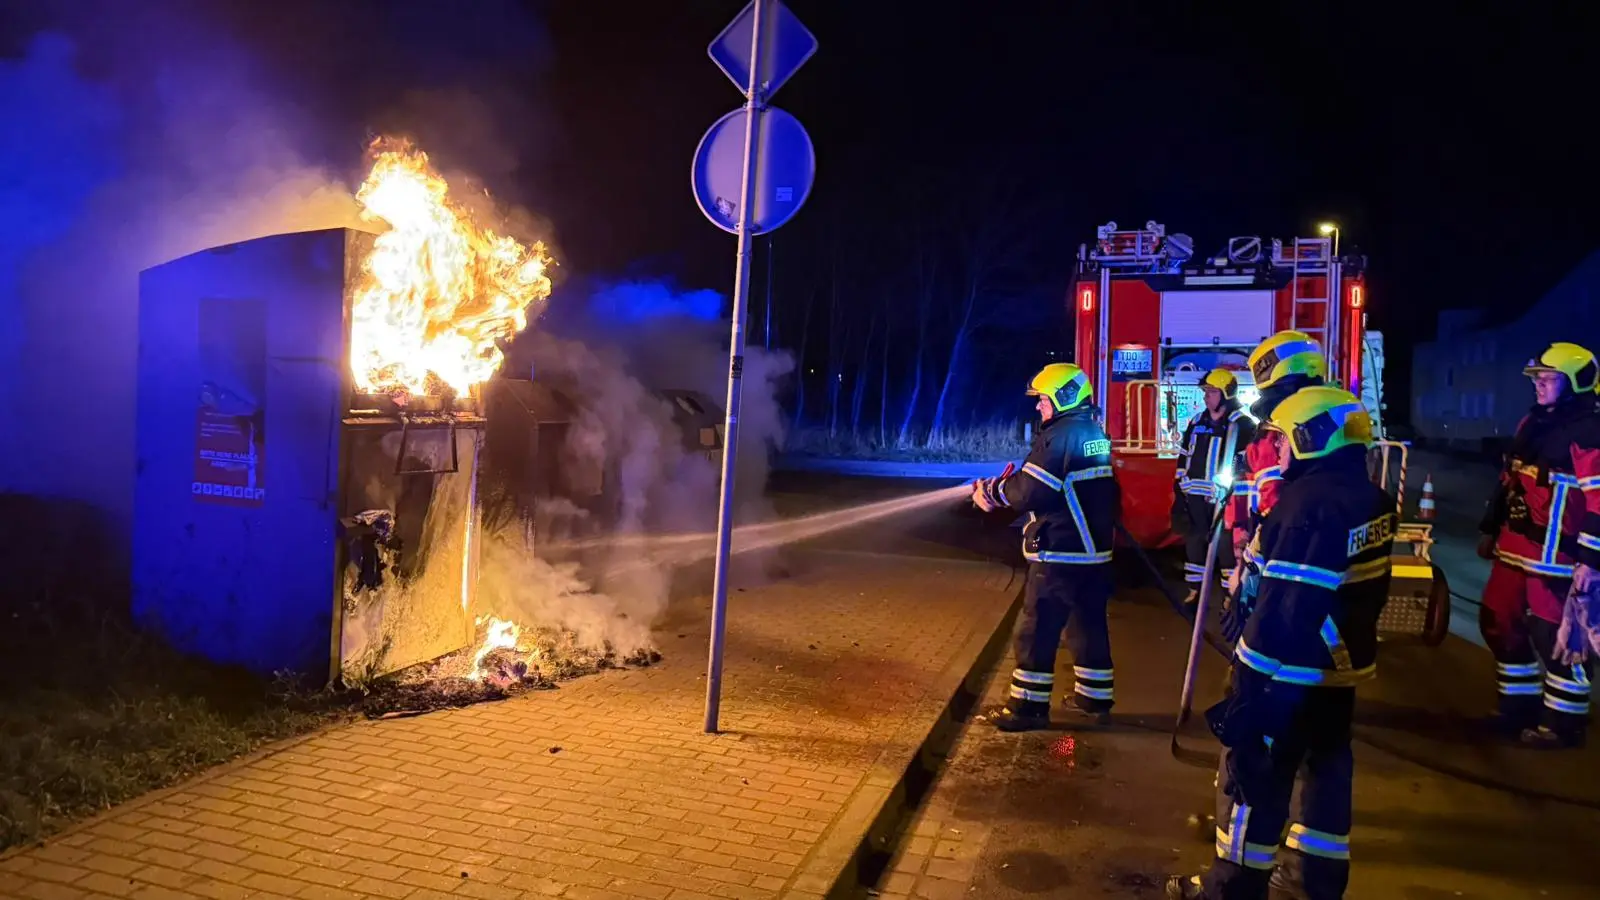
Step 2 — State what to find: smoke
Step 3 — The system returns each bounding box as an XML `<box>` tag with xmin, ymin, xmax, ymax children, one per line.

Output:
<box><xmin>0</xmin><ymin>0</ymin><xmax>553</xmax><ymax>545</ymax></box>
<box><xmin>476</xmin><ymin>536</ymin><xmax>656</xmax><ymax>656</ymax></box>
<box><xmin>477</xmin><ymin>278</ymin><xmax>795</xmax><ymax>652</ymax></box>
<box><xmin>538</xmin><ymin>277</ymin><xmax>795</xmax><ymax>538</ymax></box>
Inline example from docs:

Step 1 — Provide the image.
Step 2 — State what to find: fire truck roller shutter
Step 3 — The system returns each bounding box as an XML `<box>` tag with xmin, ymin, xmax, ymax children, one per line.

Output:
<box><xmin>1159</xmin><ymin>291</ymin><xmax>1275</xmax><ymax>347</ymax></box>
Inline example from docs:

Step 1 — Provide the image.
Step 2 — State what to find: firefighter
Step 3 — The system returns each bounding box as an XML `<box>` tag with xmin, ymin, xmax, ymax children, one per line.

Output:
<box><xmin>1477</xmin><ymin>341</ymin><xmax>1600</xmax><ymax>749</ymax></box>
<box><xmin>1167</xmin><ymin>385</ymin><xmax>1394</xmax><ymax>900</ymax></box>
<box><xmin>1173</xmin><ymin>368</ymin><xmax>1256</xmax><ymax>603</ymax></box>
<box><xmin>1220</xmin><ymin>331</ymin><xmax>1328</xmax><ymax>638</ymax></box>
<box><xmin>973</xmin><ymin>362</ymin><xmax>1120</xmax><ymax>732</ymax></box>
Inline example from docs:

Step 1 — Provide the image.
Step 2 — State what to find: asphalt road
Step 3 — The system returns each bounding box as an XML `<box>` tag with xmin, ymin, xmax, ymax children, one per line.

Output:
<box><xmin>755</xmin><ymin>470</ymin><xmax>1600</xmax><ymax>899</ymax></box>
<box><xmin>763</xmin><ymin>466</ymin><xmax>1600</xmax><ymax>900</ymax></box>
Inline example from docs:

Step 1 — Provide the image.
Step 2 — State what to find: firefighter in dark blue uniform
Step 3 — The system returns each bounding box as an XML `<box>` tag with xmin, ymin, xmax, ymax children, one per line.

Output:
<box><xmin>1168</xmin><ymin>386</ymin><xmax>1394</xmax><ymax>900</ymax></box>
<box><xmin>1173</xmin><ymin>368</ymin><xmax>1256</xmax><ymax>603</ymax></box>
<box><xmin>973</xmin><ymin>363</ymin><xmax>1121</xmax><ymax>732</ymax></box>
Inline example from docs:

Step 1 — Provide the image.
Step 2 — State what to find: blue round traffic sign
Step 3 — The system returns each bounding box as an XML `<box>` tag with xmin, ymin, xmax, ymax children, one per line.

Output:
<box><xmin>691</xmin><ymin>106</ymin><xmax>816</xmax><ymax>236</ymax></box>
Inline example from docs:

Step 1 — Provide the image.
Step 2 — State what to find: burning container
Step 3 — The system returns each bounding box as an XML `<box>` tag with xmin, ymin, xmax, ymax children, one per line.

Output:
<box><xmin>135</xmin><ymin>227</ymin><xmax>485</xmax><ymax>684</ymax></box>
<box><xmin>657</xmin><ymin>388</ymin><xmax>725</xmax><ymax>467</ymax></box>
<box><xmin>480</xmin><ymin>376</ymin><xmax>595</xmax><ymax>551</ymax></box>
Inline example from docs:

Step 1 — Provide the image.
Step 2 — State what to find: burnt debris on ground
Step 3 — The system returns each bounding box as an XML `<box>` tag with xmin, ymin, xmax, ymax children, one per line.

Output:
<box><xmin>358</xmin><ymin>627</ymin><xmax>662</xmax><ymax>719</ymax></box>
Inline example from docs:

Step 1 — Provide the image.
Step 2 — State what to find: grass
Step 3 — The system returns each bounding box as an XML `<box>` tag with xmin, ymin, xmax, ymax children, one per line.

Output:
<box><xmin>784</xmin><ymin>422</ymin><xmax>1029</xmax><ymax>462</ymax></box>
<box><xmin>0</xmin><ymin>494</ymin><xmax>353</xmax><ymax>851</ymax></box>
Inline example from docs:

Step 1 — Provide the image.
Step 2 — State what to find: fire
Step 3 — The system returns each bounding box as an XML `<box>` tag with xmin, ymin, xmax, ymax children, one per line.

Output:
<box><xmin>469</xmin><ymin>616</ymin><xmax>525</xmax><ymax>681</ymax></box>
<box><xmin>351</xmin><ymin>138</ymin><xmax>554</xmax><ymax>398</ymax></box>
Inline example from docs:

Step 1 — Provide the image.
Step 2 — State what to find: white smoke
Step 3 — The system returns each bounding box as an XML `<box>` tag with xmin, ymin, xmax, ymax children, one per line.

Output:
<box><xmin>474</xmin><ymin>285</ymin><xmax>795</xmax><ymax>653</ymax></box>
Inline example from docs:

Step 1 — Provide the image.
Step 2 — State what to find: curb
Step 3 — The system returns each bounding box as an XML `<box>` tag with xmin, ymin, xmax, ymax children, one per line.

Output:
<box><xmin>782</xmin><ymin>577</ymin><xmax>1025</xmax><ymax>899</ymax></box>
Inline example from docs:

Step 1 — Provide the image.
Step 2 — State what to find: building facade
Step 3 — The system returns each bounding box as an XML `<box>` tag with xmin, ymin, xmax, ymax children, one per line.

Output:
<box><xmin>1411</xmin><ymin>251</ymin><xmax>1600</xmax><ymax>448</ymax></box>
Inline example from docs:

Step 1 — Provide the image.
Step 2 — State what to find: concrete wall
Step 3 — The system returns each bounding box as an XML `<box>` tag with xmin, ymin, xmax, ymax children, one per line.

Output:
<box><xmin>1411</xmin><ymin>251</ymin><xmax>1600</xmax><ymax>447</ymax></box>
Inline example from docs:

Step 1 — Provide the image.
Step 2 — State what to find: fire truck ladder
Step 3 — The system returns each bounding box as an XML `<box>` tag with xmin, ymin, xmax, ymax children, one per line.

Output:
<box><xmin>1287</xmin><ymin>236</ymin><xmax>1335</xmax><ymax>358</ymax></box>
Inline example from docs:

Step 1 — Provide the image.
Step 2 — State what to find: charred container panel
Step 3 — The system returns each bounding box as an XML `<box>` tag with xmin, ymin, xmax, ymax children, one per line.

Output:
<box><xmin>482</xmin><ymin>379</ymin><xmax>582</xmax><ymax>505</ymax></box>
<box><xmin>135</xmin><ymin>228</ymin><xmax>482</xmax><ymax>682</ymax></box>
<box><xmin>337</xmin><ymin>417</ymin><xmax>481</xmax><ymax>685</ymax></box>
<box><xmin>479</xmin><ymin>379</ymin><xmax>595</xmax><ymax>553</ymax></box>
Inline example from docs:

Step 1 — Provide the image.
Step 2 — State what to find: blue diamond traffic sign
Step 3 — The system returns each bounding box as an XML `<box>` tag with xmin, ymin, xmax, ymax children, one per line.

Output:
<box><xmin>707</xmin><ymin>0</ymin><xmax>817</xmax><ymax>99</ymax></box>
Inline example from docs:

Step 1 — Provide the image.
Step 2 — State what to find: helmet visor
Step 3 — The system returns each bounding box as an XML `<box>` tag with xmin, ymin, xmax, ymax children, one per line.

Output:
<box><xmin>1251</xmin><ymin>338</ymin><xmax>1321</xmax><ymax>386</ymax></box>
<box><xmin>1249</xmin><ymin>349</ymin><xmax>1281</xmax><ymax>385</ymax></box>
<box><xmin>1289</xmin><ymin>409</ymin><xmax>1341</xmax><ymax>458</ymax></box>
<box><xmin>1286</xmin><ymin>403</ymin><xmax>1367</xmax><ymax>458</ymax></box>
<box><xmin>1029</xmin><ymin>370</ymin><xmax>1088</xmax><ymax>410</ymax></box>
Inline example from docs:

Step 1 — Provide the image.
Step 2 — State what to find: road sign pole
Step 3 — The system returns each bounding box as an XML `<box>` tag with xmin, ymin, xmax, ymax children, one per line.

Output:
<box><xmin>704</xmin><ymin>0</ymin><xmax>767</xmax><ymax>734</ymax></box>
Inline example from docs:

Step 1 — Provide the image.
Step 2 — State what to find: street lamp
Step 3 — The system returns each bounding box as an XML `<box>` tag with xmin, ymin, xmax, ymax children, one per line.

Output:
<box><xmin>1318</xmin><ymin>221</ymin><xmax>1341</xmax><ymax>258</ymax></box>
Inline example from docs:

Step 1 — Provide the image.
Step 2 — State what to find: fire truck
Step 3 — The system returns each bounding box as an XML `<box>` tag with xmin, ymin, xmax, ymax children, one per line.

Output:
<box><xmin>1070</xmin><ymin>221</ymin><xmax>1376</xmax><ymax>549</ymax></box>
<box><xmin>1068</xmin><ymin>220</ymin><xmax>1449</xmax><ymax>646</ymax></box>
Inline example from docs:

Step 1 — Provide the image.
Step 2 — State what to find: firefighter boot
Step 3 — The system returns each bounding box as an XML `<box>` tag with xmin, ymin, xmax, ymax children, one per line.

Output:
<box><xmin>1484</xmin><ymin>713</ymin><xmax>1533</xmax><ymax>742</ymax></box>
<box><xmin>1063</xmin><ymin>693</ymin><xmax>1113</xmax><ymax>726</ymax></box>
<box><xmin>1268</xmin><ymin>865</ymin><xmax>1310</xmax><ymax>900</ymax></box>
<box><xmin>991</xmin><ymin>702</ymin><xmax>1051</xmax><ymax>732</ymax></box>
<box><xmin>1164</xmin><ymin>875</ymin><xmax>1204</xmax><ymax>899</ymax></box>
<box><xmin>1519</xmin><ymin>725</ymin><xmax>1586</xmax><ymax>750</ymax></box>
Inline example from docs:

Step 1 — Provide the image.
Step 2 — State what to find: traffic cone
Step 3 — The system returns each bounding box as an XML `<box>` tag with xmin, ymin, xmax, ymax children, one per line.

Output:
<box><xmin>1418</xmin><ymin>473</ymin><xmax>1436</xmax><ymax>521</ymax></box>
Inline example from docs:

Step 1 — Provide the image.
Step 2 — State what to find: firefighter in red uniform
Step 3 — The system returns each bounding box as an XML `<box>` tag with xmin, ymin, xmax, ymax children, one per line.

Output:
<box><xmin>1168</xmin><ymin>386</ymin><xmax>1394</xmax><ymax>900</ymax></box>
<box><xmin>973</xmin><ymin>363</ymin><xmax>1120</xmax><ymax>732</ymax></box>
<box><xmin>1220</xmin><ymin>332</ymin><xmax>1328</xmax><ymax>639</ymax></box>
<box><xmin>1478</xmin><ymin>342</ymin><xmax>1600</xmax><ymax>748</ymax></box>
<box><xmin>1173</xmin><ymin>369</ymin><xmax>1257</xmax><ymax>603</ymax></box>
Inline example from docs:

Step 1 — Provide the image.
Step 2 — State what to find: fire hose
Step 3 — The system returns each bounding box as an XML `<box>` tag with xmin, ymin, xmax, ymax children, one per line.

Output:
<box><xmin>1113</xmin><ymin>528</ymin><xmax>1600</xmax><ymax>812</ymax></box>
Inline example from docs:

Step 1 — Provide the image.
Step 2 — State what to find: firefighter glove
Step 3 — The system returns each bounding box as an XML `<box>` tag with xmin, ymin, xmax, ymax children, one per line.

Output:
<box><xmin>1476</xmin><ymin>534</ymin><xmax>1497</xmax><ymax>561</ymax></box>
<box><xmin>972</xmin><ymin>479</ymin><xmax>998</xmax><ymax>512</ymax></box>
<box><xmin>974</xmin><ymin>462</ymin><xmax>1017</xmax><ymax>512</ymax></box>
<box><xmin>1220</xmin><ymin>562</ymin><xmax>1260</xmax><ymax>643</ymax></box>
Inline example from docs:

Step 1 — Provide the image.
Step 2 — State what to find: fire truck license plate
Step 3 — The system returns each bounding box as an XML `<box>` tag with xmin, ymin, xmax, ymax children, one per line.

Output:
<box><xmin>1112</xmin><ymin>348</ymin><xmax>1152</xmax><ymax>375</ymax></box>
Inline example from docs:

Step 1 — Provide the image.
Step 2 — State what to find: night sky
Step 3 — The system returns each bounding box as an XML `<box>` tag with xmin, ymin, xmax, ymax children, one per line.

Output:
<box><xmin>5</xmin><ymin>0</ymin><xmax>1597</xmax><ymax>425</ymax></box>
<box><xmin>530</xmin><ymin>1</ymin><xmax>1598</xmax><ymax>417</ymax></box>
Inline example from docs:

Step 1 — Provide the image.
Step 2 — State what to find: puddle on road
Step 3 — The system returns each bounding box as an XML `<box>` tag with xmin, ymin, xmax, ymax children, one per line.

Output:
<box><xmin>994</xmin><ymin>849</ymin><xmax>1074</xmax><ymax>893</ymax></box>
<box><xmin>1102</xmin><ymin>865</ymin><xmax>1163</xmax><ymax>896</ymax></box>
<box><xmin>991</xmin><ymin>849</ymin><xmax>1166</xmax><ymax>897</ymax></box>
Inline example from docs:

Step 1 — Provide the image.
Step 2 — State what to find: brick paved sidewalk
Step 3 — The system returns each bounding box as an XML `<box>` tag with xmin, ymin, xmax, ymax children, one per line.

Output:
<box><xmin>0</xmin><ymin>549</ymin><xmax>1016</xmax><ymax>900</ymax></box>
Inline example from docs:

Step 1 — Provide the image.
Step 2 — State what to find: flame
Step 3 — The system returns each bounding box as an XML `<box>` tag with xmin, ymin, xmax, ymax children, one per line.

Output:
<box><xmin>351</xmin><ymin>138</ymin><xmax>554</xmax><ymax>398</ymax></box>
<box><xmin>469</xmin><ymin>615</ymin><xmax>524</xmax><ymax>681</ymax></box>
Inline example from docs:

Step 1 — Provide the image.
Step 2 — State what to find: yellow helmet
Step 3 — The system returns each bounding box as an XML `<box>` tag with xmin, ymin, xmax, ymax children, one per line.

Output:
<box><xmin>1201</xmin><ymin>368</ymin><xmax>1238</xmax><ymax>399</ymax></box>
<box><xmin>1027</xmin><ymin>363</ymin><xmax>1093</xmax><ymax>413</ymax></box>
<box><xmin>1248</xmin><ymin>330</ymin><xmax>1327</xmax><ymax>390</ymax></box>
<box><xmin>1522</xmin><ymin>342</ymin><xmax>1598</xmax><ymax>395</ymax></box>
<box><xmin>1268</xmin><ymin>385</ymin><xmax>1373</xmax><ymax>461</ymax></box>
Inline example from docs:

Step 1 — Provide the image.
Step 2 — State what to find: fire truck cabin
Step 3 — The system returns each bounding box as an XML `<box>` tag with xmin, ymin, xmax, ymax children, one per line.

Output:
<box><xmin>1071</xmin><ymin>221</ymin><xmax>1369</xmax><ymax>548</ymax></box>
